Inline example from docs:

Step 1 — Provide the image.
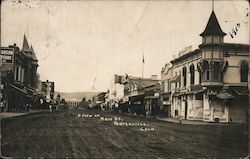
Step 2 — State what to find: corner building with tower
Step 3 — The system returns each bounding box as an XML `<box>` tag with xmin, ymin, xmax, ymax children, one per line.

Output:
<box><xmin>161</xmin><ymin>10</ymin><xmax>249</xmax><ymax>123</ymax></box>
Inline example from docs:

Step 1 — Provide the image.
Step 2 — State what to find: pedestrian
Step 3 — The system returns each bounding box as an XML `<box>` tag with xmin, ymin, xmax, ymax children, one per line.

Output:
<box><xmin>178</xmin><ymin>115</ymin><xmax>182</xmax><ymax>124</ymax></box>
<box><xmin>49</xmin><ymin>105</ymin><xmax>53</xmax><ymax>112</ymax></box>
<box><xmin>115</xmin><ymin>102</ymin><xmax>119</xmax><ymax>113</ymax></box>
<box><xmin>151</xmin><ymin>104</ymin><xmax>155</xmax><ymax>119</ymax></box>
<box><xmin>0</xmin><ymin>101</ymin><xmax>4</xmax><ymax>112</ymax></box>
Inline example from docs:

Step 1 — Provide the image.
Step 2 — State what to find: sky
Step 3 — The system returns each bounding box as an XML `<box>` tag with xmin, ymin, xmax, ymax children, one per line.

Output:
<box><xmin>1</xmin><ymin>0</ymin><xmax>249</xmax><ymax>92</ymax></box>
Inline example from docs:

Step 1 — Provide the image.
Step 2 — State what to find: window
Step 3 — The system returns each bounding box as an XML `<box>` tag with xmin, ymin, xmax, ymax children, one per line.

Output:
<box><xmin>213</xmin><ymin>51</ymin><xmax>220</xmax><ymax>59</ymax></box>
<box><xmin>202</xmin><ymin>60</ymin><xmax>210</xmax><ymax>81</ymax></box>
<box><xmin>15</xmin><ymin>67</ymin><xmax>19</xmax><ymax>81</ymax></box>
<box><xmin>15</xmin><ymin>66</ymin><xmax>21</xmax><ymax>81</ymax></box>
<box><xmin>213</xmin><ymin>62</ymin><xmax>221</xmax><ymax>81</ymax></box>
<box><xmin>213</xmin><ymin>36</ymin><xmax>220</xmax><ymax>43</ymax></box>
<box><xmin>190</xmin><ymin>64</ymin><xmax>195</xmax><ymax>85</ymax></box>
<box><xmin>206</xmin><ymin>36</ymin><xmax>212</xmax><ymax>43</ymax></box>
<box><xmin>205</xmin><ymin>51</ymin><xmax>212</xmax><ymax>59</ymax></box>
<box><xmin>182</xmin><ymin>67</ymin><xmax>187</xmax><ymax>87</ymax></box>
<box><xmin>164</xmin><ymin>81</ymin><xmax>168</xmax><ymax>92</ymax></box>
<box><xmin>240</xmin><ymin>61</ymin><xmax>249</xmax><ymax>82</ymax></box>
<box><xmin>206</xmin><ymin>70</ymin><xmax>210</xmax><ymax>80</ymax></box>
<box><xmin>199</xmin><ymin>71</ymin><xmax>201</xmax><ymax>83</ymax></box>
<box><xmin>21</xmin><ymin>68</ymin><xmax>24</xmax><ymax>83</ymax></box>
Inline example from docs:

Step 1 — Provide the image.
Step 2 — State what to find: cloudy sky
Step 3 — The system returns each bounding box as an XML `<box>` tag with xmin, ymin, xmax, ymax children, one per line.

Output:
<box><xmin>2</xmin><ymin>0</ymin><xmax>249</xmax><ymax>92</ymax></box>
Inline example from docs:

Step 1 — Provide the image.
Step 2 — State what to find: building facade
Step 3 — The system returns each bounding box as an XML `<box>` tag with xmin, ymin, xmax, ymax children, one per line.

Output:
<box><xmin>108</xmin><ymin>75</ymin><xmax>125</xmax><ymax>108</ymax></box>
<box><xmin>41</xmin><ymin>80</ymin><xmax>55</xmax><ymax>103</ymax></box>
<box><xmin>162</xmin><ymin>11</ymin><xmax>249</xmax><ymax>123</ymax></box>
<box><xmin>160</xmin><ymin>63</ymin><xmax>173</xmax><ymax>117</ymax></box>
<box><xmin>1</xmin><ymin>35</ymin><xmax>39</xmax><ymax>111</ymax></box>
<box><xmin>144</xmin><ymin>81</ymin><xmax>161</xmax><ymax>116</ymax></box>
<box><xmin>121</xmin><ymin>74</ymin><xmax>159</xmax><ymax>115</ymax></box>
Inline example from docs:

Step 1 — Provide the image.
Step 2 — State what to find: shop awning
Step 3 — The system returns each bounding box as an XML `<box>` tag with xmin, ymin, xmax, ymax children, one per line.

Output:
<box><xmin>216</xmin><ymin>89</ymin><xmax>234</xmax><ymax>99</ymax></box>
<box><xmin>172</xmin><ymin>92</ymin><xmax>185</xmax><ymax>97</ymax></box>
<box><xmin>7</xmin><ymin>83</ymin><xmax>27</xmax><ymax>94</ymax></box>
<box><xmin>129</xmin><ymin>94</ymin><xmax>144</xmax><ymax>101</ymax></box>
<box><xmin>186</xmin><ymin>89</ymin><xmax>206</xmax><ymax>95</ymax></box>
<box><xmin>145</xmin><ymin>96</ymin><xmax>159</xmax><ymax>99</ymax></box>
<box><xmin>161</xmin><ymin>92</ymin><xmax>171</xmax><ymax>96</ymax></box>
<box><xmin>231</xmin><ymin>87</ymin><xmax>248</xmax><ymax>96</ymax></box>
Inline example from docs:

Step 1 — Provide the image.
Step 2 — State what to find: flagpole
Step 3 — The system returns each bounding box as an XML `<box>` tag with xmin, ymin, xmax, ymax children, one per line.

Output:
<box><xmin>142</xmin><ymin>52</ymin><xmax>144</xmax><ymax>79</ymax></box>
<box><xmin>212</xmin><ymin>0</ymin><xmax>214</xmax><ymax>11</ymax></box>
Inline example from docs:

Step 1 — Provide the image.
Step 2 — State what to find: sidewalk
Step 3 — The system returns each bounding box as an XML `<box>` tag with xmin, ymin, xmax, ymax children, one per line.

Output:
<box><xmin>156</xmin><ymin>117</ymin><xmax>214</xmax><ymax>125</ymax></box>
<box><xmin>121</xmin><ymin>112</ymin><xmax>215</xmax><ymax>125</ymax></box>
<box><xmin>0</xmin><ymin>110</ymin><xmax>47</xmax><ymax>119</ymax></box>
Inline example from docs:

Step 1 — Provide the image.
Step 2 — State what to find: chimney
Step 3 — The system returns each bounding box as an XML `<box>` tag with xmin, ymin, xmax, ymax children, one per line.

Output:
<box><xmin>151</xmin><ymin>75</ymin><xmax>157</xmax><ymax>80</ymax></box>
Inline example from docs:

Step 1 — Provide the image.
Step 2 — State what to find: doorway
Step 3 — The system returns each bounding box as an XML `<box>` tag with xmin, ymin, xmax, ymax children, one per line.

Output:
<box><xmin>185</xmin><ymin>101</ymin><xmax>188</xmax><ymax>119</ymax></box>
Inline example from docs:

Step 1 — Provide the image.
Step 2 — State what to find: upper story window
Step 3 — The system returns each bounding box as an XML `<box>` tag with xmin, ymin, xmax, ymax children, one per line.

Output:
<box><xmin>167</xmin><ymin>80</ymin><xmax>171</xmax><ymax>92</ymax></box>
<box><xmin>202</xmin><ymin>49</ymin><xmax>223</xmax><ymax>60</ymax></box>
<box><xmin>164</xmin><ymin>80</ymin><xmax>168</xmax><ymax>92</ymax></box>
<box><xmin>14</xmin><ymin>66</ymin><xmax>24</xmax><ymax>82</ymax></box>
<box><xmin>190</xmin><ymin>64</ymin><xmax>195</xmax><ymax>85</ymax></box>
<box><xmin>213</xmin><ymin>62</ymin><xmax>221</xmax><ymax>81</ymax></box>
<box><xmin>15</xmin><ymin>66</ymin><xmax>19</xmax><ymax>81</ymax></box>
<box><xmin>182</xmin><ymin>67</ymin><xmax>187</xmax><ymax>87</ymax></box>
<box><xmin>203</xmin><ymin>36</ymin><xmax>223</xmax><ymax>44</ymax></box>
<box><xmin>240</xmin><ymin>61</ymin><xmax>249</xmax><ymax>82</ymax></box>
<box><xmin>202</xmin><ymin>60</ymin><xmax>210</xmax><ymax>81</ymax></box>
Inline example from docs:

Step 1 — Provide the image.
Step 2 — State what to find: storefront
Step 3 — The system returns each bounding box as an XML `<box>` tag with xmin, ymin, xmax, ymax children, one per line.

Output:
<box><xmin>161</xmin><ymin>92</ymin><xmax>171</xmax><ymax>117</ymax></box>
<box><xmin>5</xmin><ymin>83</ymin><xmax>28</xmax><ymax>111</ymax></box>
<box><xmin>129</xmin><ymin>94</ymin><xmax>145</xmax><ymax>115</ymax></box>
<box><xmin>145</xmin><ymin>96</ymin><xmax>160</xmax><ymax>116</ymax></box>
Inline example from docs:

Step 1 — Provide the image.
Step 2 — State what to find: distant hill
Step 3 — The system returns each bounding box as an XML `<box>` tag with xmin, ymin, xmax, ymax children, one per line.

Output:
<box><xmin>54</xmin><ymin>92</ymin><xmax>100</xmax><ymax>101</ymax></box>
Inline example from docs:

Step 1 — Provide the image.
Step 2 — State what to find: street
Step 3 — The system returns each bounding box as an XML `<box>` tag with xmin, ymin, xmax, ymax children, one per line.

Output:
<box><xmin>1</xmin><ymin>109</ymin><xmax>248</xmax><ymax>158</ymax></box>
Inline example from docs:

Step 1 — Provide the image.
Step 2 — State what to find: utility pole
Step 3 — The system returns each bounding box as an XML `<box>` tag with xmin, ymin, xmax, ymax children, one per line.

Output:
<box><xmin>0</xmin><ymin>0</ymin><xmax>2</xmax><ymax>104</ymax></box>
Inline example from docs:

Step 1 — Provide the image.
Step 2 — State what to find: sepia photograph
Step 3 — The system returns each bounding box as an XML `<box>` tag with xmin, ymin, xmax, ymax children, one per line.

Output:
<box><xmin>0</xmin><ymin>0</ymin><xmax>249</xmax><ymax>158</ymax></box>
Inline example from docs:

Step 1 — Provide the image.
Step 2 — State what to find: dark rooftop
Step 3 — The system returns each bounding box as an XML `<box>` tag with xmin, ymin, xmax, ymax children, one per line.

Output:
<box><xmin>200</xmin><ymin>11</ymin><xmax>226</xmax><ymax>37</ymax></box>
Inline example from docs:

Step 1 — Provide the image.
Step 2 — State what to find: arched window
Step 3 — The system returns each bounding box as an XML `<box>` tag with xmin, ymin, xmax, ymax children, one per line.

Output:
<box><xmin>190</xmin><ymin>64</ymin><xmax>195</xmax><ymax>85</ymax></box>
<box><xmin>240</xmin><ymin>61</ymin><xmax>249</xmax><ymax>82</ymax></box>
<box><xmin>182</xmin><ymin>67</ymin><xmax>187</xmax><ymax>87</ymax></box>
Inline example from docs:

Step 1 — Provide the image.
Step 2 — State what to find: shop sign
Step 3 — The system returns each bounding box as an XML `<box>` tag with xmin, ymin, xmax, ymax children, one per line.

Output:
<box><xmin>1</xmin><ymin>48</ymin><xmax>14</xmax><ymax>64</ymax></box>
<box><xmin>129</xmin><ymin>91</ymin><xmax>138</xmax><ymax>97</ymax></box>
<box><xmin>154</xmin><ymin>93</ymin><xmax>159</xmax><ymax>97</ymax></box>
<box><xmin>178</xmin><ymin>45</ymin><xmax>192</xmax><ymax>57</ymax></box>
<box><xmin>163</xmin><ymin>101</ymin><xmax>170</xmax><ymax>105</ymax></box>
<box><xmin>133</xmin><ymin>101</ymin><xmax>141</xmax><ymax>105</ymax></box>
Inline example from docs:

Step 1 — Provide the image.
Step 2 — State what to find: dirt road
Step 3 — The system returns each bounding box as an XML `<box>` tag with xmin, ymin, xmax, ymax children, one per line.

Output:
<box><xmin>1</xmin><ymin>109</ymin><xmax>248</xmax><ymax>158</ymax></box>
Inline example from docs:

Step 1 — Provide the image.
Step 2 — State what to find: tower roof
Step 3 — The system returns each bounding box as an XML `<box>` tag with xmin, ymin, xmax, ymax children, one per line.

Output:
<box><xmin>31</xmin><ymin>45</ymin><xmax>38</xmax><ymax>61</ymax></box>
<box><xmin>200</xmin><ymin>11</ymin><xmax>226</xmax><ymax>37</ymax></box>
<box><xmin>22</xmin><ymin>34</ymin><xmax>32</xmax><ymax>52</ymax></box>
